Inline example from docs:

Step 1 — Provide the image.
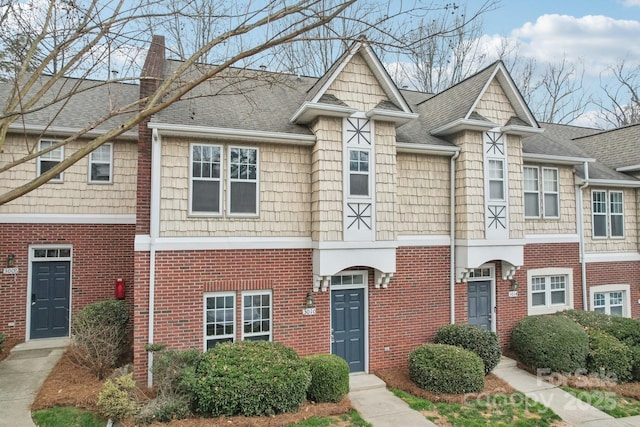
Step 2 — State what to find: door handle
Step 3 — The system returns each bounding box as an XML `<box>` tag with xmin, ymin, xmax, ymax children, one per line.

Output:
<box><xmin>31</xmin><ymin>293</ymin><xmax>36</xmax><ymax>306</ymax></box>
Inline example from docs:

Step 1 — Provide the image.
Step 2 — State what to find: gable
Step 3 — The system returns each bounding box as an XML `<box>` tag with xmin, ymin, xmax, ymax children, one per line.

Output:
<box><xmin>473</xmin><ymin>79</ymin><xmax>516</xmax><ymax>126</ymax></box>
<box><xmin>326</xmin><ymin>53</ymin><xmax>388</xmax><ymax>112</ymax></box>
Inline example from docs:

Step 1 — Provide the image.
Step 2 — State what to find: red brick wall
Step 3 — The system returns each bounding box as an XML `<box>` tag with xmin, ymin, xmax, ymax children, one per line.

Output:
<box><xmin>586</xmin><ymin>261</ymin><xmax>640</xmax><ymax>317</ymax></box>
<box><xmin>0</xmin><ymin>223</ymin><xmax>135</xmax><ymax>342</ymax></box>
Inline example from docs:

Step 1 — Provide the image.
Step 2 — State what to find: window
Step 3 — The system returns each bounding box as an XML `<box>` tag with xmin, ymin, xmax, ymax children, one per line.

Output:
<box><xmin>591</xmin><ymin>285</ymin><xmax>630</xmax><ymax>318</ymax></box>
<box><xmin>229</xmin><ymin>147</ymin><xmax>258</xmax><ymax>215</ymax></box>
<box><xmin>542</xmin><ymin>168</ymin><xmax>559</xmax><ymax>218</ymax></box>
<box><xmin>349</xmin><ymin>149</ymin><xmax>369</xmax><ymax>196</ymax></box>
<box><xmin>204</xmin><ymin>293</ymin><xmax>235</xmax><ymax>350</ymax></box>
<box><xmin>523</xmin><ymin>166</ymin><xmax>540</xmax><ymax>217</ymax></box>
<box><xmin>242</xmin><ymin>291</ymin><xmax>271</xmax><ymax>341</ymax></box>
<box><xmin>38</xmin><ymin>140</ymin><xmax>63</xmax><ymax>181</ymax></box>
<box><xmin>527</xmin><ymin>268</ymin><xmax>573</xmax><ymax>315</ymax></box>
<box><xmin>488</xmin><ymin>159</ymin><xmax>505</xmax><ymax>200</ymax></box>
<box><xmin>191</xmin><ymin>144</ymin><xmax>222</xmax><ymax>214</ymax></box>
<box><xmin>592</xmin><ymin>190</ymin><xmax>624</xmax><ymax>238</ymax></box>
<box><xmin>88</xmin><ymin>143</ymin><xmax>112</xmax><ymax>183</ymax></box>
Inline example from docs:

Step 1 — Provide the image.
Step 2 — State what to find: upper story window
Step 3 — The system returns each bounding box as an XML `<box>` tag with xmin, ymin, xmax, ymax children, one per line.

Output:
<box><xmin>38</xmin><ymin>140</ymin><xmax>63</xmax><ymax>182</ymax></box>
<box><xmin>349</xmin><ymin>149</ymin><xmax>369</xmax><ymax>197</ymax></box>
<box><xmin>229</xmin><ymin>147</ymin><xmax>258</xmax><ymax>215</ymax></box>
<box><xmin>592</xmin><ymin>190</ymin><xmax>624</xmax><ymax>238</ymax></box>
<box><xmin>524</xmin><ymin>166</ymin><xmax>559</xmax><ymax>218</ymax></box>
<box><xmin>190</xmin><ymin>144</ymin><xmax>222</xmax><ymax>215</ymax></box>
<box><xmin>488</xmin><ymin>159</ymin><xmax>505</xmax><ymax>201</ymax></box>
<box><xmin>88</xmin><ymin>143</ymin><xmax>113</xmax><ymax>183</ymax></box>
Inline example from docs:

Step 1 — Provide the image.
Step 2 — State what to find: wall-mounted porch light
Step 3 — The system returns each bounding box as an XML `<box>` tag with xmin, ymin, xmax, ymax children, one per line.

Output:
<box><xmin>304</xmin><ymin>292</ymin><xmax>315</xmax><ymax>308</ymax></box>
<box><xmin>510</xmin><ymin>278</ymin><xmax>519</xmax><ymax>291</ymax></box>
<box><xmin>6</xmin><ymin>254</ymin><xmax>15</xmax><ymax>268</ymax></box>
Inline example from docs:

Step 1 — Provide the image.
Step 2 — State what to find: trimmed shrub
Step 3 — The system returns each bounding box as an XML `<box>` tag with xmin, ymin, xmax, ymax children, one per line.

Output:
<box><xmin>587</xmin><ymin>330</ymin><xmax>633</xmax><ymax>383</ymax></box>
<box><xmin>408</xmin><ymin>343</ymin><xmax>484</xmax><ymax>394</ymax></box>
<box><xmin>97</xmin><ymin>373</ymin><xmax>138</xmax><ymax>421</ymax></box>
<box><xmin>434</xmin><ymin>324</ymin><xmax>501</xmax><ymax>374</ymax></box>
<box><xmin>304</xmin><ymin>354</ymin><xmax>349</xmax><ymax>403</ymax></box>
<box><xmin>187</xmin><ymin>341</ymin><xmax>311</xmax><ymax>417</ymax></box>
<box><xmin>511</xmin><ymin>315</ymin><xmax>588</xmax><ymax>374</ymax></box>
<box><xmin>604</xmin><ymin>317</ymin><xmax>640</xmax><ymax>348</ymax></box>
<box><xmin>555</xmin><ymin>310</ymin><xmax>612</xmax><ymax>331</ymax></box>
<box><xmin>69</xmin><ymin>299</ymin><xmax>130</xmax><ymax>379</ymax></box>
<box><xmin>0</xmin><ymin>333</ymin><xmax>5</xmax><ymax>353</ymax></box>
<box><xmin>629</xmin><ymin>346</ymin><xmax>640</xmax><ymax>381</ymax></box>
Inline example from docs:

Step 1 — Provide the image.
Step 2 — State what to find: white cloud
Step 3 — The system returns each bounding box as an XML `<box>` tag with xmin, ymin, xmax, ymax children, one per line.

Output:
<box><xmin>623</xmin><ymin>0</ymin><xmax>640</xmax><ymax>7</ymax></box>
<box><xmin>510</xmin><ymin>14</ymin><xmax>640</xmax><ymax>76</ymax></box>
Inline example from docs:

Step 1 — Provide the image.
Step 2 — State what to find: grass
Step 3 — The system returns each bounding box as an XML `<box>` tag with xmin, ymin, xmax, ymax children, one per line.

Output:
<box><xmin>561</xmin><ymin>386</ymin><xmax>640</xmax><ymax>418</ymax></box>
<box><xmin>31</xmin><ymin>406</ymin><xmax>106</xmax><ymax>427</ymax></box>
<box><xmin>391</xmin><ymin>388</ymin><xmax>562</xmax><ymax>427</ymax></box>
<box><xmin>288</xmin><ymin>409</ymin><xmax>372</xmax><ymax>426</ymax></box>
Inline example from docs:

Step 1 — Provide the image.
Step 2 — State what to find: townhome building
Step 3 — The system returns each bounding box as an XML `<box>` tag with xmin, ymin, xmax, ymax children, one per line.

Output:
<box><xmin>1</xmin><ymin>36</ymin><xmax>638</xmax><ymax>385</ymax></box>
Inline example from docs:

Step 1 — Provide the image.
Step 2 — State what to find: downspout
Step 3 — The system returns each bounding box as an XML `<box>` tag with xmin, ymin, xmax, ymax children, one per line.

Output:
<box><xmin>147</xmin><ymin>128</ymin><xmax>161</xmax><ymax>388</ymax></box>
<box><xmin>578</xmin><ymin>161</ymin><xmax>589</xmax><ymax>312</ymax></box>
<box><xmin>450</xmin><ymin>150</ymin><xmax>460</xmax><ymax>324</ymax></box>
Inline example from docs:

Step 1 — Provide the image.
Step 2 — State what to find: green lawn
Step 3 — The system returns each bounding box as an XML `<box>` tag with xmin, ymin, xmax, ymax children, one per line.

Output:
<box><xmin>561</xmin><ymin>386</ymin><xmax>640</xmax><ymax>418</ymax></box>
<box><xmin>391</xmin><ymin>388</ymin><xmax>562</xmax><ymax>427</ymax></box>
<box><xmin>287</xmin><ymin>409</ymin><xmax>372</xmax><ymax>426</ymax></box>
<box><xmin>32</xmin><ymin>407</ymin><xmax>106</xmax><ymax>427</ymax></box>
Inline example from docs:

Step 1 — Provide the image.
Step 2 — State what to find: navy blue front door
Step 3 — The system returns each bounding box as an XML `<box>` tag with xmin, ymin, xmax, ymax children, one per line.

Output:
<box><xmin>468</xmin><ymin>280</ymin><xmax>491</xmax><ymax>331</ymax></box>
<box><xmin>331</xmin><ymin>288</ymin><xmax>365</xmax><ymax>372</ymax></box>
<box><xmin>30</xmin><ymin>261</ymin><xmax>70</xmax><ymax>339</ymax></box>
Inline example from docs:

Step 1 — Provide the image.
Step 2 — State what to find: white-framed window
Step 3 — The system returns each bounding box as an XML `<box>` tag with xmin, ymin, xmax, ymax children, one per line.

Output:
<box><xmin>524</xmin><ymin>166</ymin><xmax>540</xmax><ymax>217</ymax></box>
<box><xmin>527</xmin><ymin>267</ymin><xmax>573</xmax><ymax>315</ymax></box>
<box><xmin>542</xmin><ymin>167</ymin><xmax>559</xmax><ymax>218</ymax></box>
<box><xmin>88</xmin><ymin>143</ymin><xmax>113</xmax><ymax>183</ymax></box>
<box><xmin>228</xmin><ymin>147</ymin><xmax>258</xmax><ymax>215</ymax></box>
<box><xmin>204</xmin><ymin>292</ymin><xmax>235</xmax><ymax>350</ymax></box>
<box><xmin>190</xmin><ymin>144</ymin><xmax>222</xmax><ymax>215</ymax></box>
<box><xmin>348</xmin><ymin>148</ymin><xmax>370</xmax><ymax>197</ymax></box>
<box><xmin>592</xmin><ymin>190</ymin><xmax>624</xmax><ymax>238</ymax></box>
<box><xmin>242</xmin><ymin>291</ymin><xmax>272</xmax><ymax>341</ymax></box>
<box><xmin>38</xmin><ymin>140</ymin><xmax>63</xmax><ymax>182</ymax></box>
<box><xmin>590</xmin><ymin>284</ymin><xmax>630</xmax><ymax>318</ymax></box>
<box><xmin>488</xmin><ymin>159</ymin><xmax>505</xmax><ymax>201</ymax></box>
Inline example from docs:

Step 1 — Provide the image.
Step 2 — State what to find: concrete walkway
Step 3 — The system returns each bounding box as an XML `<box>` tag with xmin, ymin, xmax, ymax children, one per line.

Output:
<box><xmin>349</xmin><ymin>374</ymin><xmax>437</xmax><ymax>427</ymax></box>
<box><xmin>493</xmin><ymin>357</ymin><xmax>640</xmax><ymax>427</ymax></box>
<box><xmin>0</xmin><ymin>338</ymin><xmax>68</xmax><ymax>427</ymax></box>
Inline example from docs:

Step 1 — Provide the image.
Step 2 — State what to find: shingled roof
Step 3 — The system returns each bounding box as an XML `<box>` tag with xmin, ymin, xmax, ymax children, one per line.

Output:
<box><xmin>572</xmin><ymin>123</ymin><xmax>640</xmax><ymax>171</ymax></box>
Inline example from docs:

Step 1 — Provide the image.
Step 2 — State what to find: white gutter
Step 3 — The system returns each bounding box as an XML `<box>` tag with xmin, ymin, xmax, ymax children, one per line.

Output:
<box><xmin>396</xmin><ymin>141</ymin><xmax>460</xmax><ymax>156</ymax></box>
<box><xmin>450</xmin><ymin>150</ymin><xmax>460</xmax><ymax>324</ymax></box>
<box><xmin>7</xmin><ymin>123</ymin><xmax>138</xmax><ymax>141</ymax></box>
<box><xmin>577</xmin><ymin>161</ymin><xmax>589</xmax><ymax>312</ymax></box>
<box><xmin>581</xmin><ymin>179</ymin><xmax>640</xmax><ymax>188</ymax></box>
<box><xmin>523</xmin><ymin>153</ymin><xmax>595</xmax><ymax>165</ymax></box>
<box><xmin>148</xmin><ymin>123</ymin><xmax>316</xmax><ymax>146</ymax></box>
<box><xmin>147</xmin><ymin>128</ymin><xmax>162</xmax><ymax>387</ymax></box>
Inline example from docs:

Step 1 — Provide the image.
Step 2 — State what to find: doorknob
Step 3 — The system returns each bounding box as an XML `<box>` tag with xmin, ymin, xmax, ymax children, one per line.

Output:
<box><xmin>31</xmin><ymin>293</ymin><xmax>36</xmax><ymax>306</ymax></box>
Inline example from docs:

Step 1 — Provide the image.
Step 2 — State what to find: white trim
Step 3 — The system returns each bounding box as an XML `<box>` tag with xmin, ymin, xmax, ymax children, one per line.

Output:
<box><xmin>498</xmin><ymin>125</ymin><xmax>544</xmax><ymax>136</ymax></box>
<box><xmin>523</xmin><ymin>153</ymin><xmax>594</xmax><ymax>165</ymax></box>
<box><xmin>581</xmin><ymin>179</ymin><xmax>640</xmax><ymax>188</ymax></box>
<box><xmin>241</xmin><ymin>290</ymin><xmax>273</xmax><ymax>342</ymax></box>
<box><xmin>313</xmin><ymin>240</ymin><xmax>397</xmax><ymax>250</ymax></box>
<box><xmin>8</xmin><ymin>123</ymin><xmax>138</xmax><ymax>140</ymax></box>
<box><xmin>150</xmin><ymin>129</ymin><xmax>162</xmax><ymax>240</ymax></box>
<box><xmin>524</xmin><ymin>234</ymin><xmax>580</xmax><ymax>244</ymax></box>
<box><xmin>397</xmin><ymin>234</ymin><xmax>450</xmax><ymax>247</ymax></box>
<box><xmin>26</xmin><ymin>244</ymin><xmax>73</xmax><ymax>341</ymax></box>
<box><xmin>0</xmin><ymin>214</ymin><xmax>136</xmax><ymax>224</ymax></box>
<box><xmin>330</xmin><ymin>270</ymin><xmax>369</xmax><ymax>373</ymax></box>
<box><xmin>227</xmin><ymin>146</ymin><xmax>259</xmax><ymax>217</ymax></box>
<box><xmin>523</xmin><ymin>165</ymin><xmax>541</xmax><ymax>219</ymax></box>
<box><xmin>189</xmin><ymin>143</ymin><xmax>223</xmax><ymax>216</ymax></box>
<box><xmin>541</xmin><ymin>167</ymin><xmax>560</xmax><ymax>218</ymax></box>
<box><xmin>289</xmin><ymin>102</ymin><xmax>358</xmax><ymax>124</ymax></box>
<box><xmin>431</xmin><ymin>118</ymin><xmax>497</xmax><ymax>136</ymax></box>
<box><xmin>37</xmin><ymin>139</ymin><xmax>64</xmax><ymax>182</ymax></box>
<box><xmin>148</xmin><ymin>122</ymin><xmax>316</xmax><ymax>145</ymax></box>
<box><xmin>616</xmin><ymin>164</ymin><xmax>640</xmax><ymax>172</ymax></box>
<box><xmin>590</xmin><ymin>284</ymin><xmax>631</xmax><ymax>318</ymax></box>
<box><xmin>313</xmin><ymin>247</ymin><xmax>396</xmax><ymax>279</ymax></box>
<box><xmin>584</xmin><ymin>252</ymin><xmax>640</xmax><ymax>263</ymax></box>
<box><xmin>527</xmin><ymin>267</ymin><xmax>574</xmax><ymax>315</ymax></box>
<box><xmin>87</xmin><ymin>142</ymin><xmax>113</xmax><ymax>184</ymax></box>
<box><xmin>361</xmin><ymin>43</ymin><xmax>414</xmax><ymax>113</ymax></box>
<box><xmin>365</xmin><ymin>108</ymin><xmax>418</xmax><ymax>125</ymax></box>
<box><xmin>396</xmin><ymin>142</ymin><xmax>460</xmax><ymax>156</ymax></box>
<box><xmin>203</xmin><ymin>291</ymin><xmax>236</xmax><ymax>350</ymax></box>
<box><xmin>134</xmin><ymin>235</ymin><xmax>312</xmax><ymax>252</ymax></box>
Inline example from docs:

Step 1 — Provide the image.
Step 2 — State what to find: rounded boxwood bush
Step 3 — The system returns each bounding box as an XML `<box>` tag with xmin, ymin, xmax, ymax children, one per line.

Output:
<box><xmin>604</xmin><ymin>317</ymin><xmax>640</xmax><ymax>348</ymax></box>
<box><xmin>434</xmin><ymin>324</ymin><xmax>501</xmax><ymax>374</ymax></box>
<box><xmin>511</xmin><ymin>315</ymin><xmax>588</xmax><ymax>374</ymax></box>
<box><xmin>304</xmin><ymin>354</ymin><xmax>349</xmax><ymax>403</ymax></box>
<box><xmin>587</xmin><ymin>330</ymin><xmax>632</xmax><ymax>383</ymax></box>
<box><xmin>555</xmin><ymin>310</ymin><xmax>611</xmax><ymax>331</ymax></box>
<box><xmin>187</xmin><ymin>341</ymin><xmax>311</xmax><ymax>417</ymax></box>
<box><xmin>408</xmin><ymin>343</ymin><xmax>484</xmax><ymax>394</ymax></box>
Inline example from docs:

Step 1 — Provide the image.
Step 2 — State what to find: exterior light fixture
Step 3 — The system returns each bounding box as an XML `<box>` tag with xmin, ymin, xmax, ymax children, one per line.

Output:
<box><xmin>305</xmin><ymin>292</ymin><xmax>315</xmax><ymax>308</ymax></box>
<box><xmin>7</xmin><ymin>254</ymin><xmax>15</xmax><ymax>268</ymax></box>
<box><xmin>510</xmin><ymin>278</ymin><xmax>519</xmax><ymax>291</ymax></box>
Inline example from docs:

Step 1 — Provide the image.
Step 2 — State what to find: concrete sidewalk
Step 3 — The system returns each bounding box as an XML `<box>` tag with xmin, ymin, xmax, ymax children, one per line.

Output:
<box><xmin>0</xmin><ymin>338</ymin><xmax>68</xmax><ymax>427</ymax></box>
<box><xmin>493</xmin><ymin>357</ymin><xmax>640</xmax><ymax>427</ymax></box>
<box><xmin>349</xmin><ymin>374</ymin><xmax>436</xmax><ymax>427</ymax></box>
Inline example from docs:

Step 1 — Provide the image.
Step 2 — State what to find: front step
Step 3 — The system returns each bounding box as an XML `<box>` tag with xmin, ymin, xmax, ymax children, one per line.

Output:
<box><xmin>349</xmin><ymin>373</ymin><xmax>387</xmax><ymax>392</ymax></box>
<box><xmin>11</xmin><ymin>337</ymin><xmax>70</xmax><ymax>353</ymax></box>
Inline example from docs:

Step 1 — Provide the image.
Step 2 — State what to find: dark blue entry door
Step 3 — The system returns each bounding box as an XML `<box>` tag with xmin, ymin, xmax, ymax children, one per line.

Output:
<box><xmin>468</xmin><ymin>280</ymin><xmax>491</xmax><ymax>331</ymax></box>
<box><xmin>30</xmin><ymin>261</ymin><xmax>71</xmax><ymax>339</ymax></box>
<box><xmin>331</xmin><ymin>288</ymin><xmax>365</xmax><ymax>372</ymax></box>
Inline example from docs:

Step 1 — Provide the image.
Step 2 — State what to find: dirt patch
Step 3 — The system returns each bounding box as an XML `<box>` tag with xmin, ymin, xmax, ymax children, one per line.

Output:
<box><xmin>0</xmin><ymin>337</ymin><xmax>20</xmax><ymax>363</ymax></box>
<box><xmin>376</xmin><ymin>367</ymin><xmax>516</xmax><ymax>404</ymax></box>
<box><xmin>32</xmin><ymin>349</ymin><xmax>353</xmax><ymax>426</ymax></box>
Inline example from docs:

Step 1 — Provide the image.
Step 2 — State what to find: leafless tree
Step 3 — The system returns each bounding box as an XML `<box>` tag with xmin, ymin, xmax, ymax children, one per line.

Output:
<box><xmin>595</xmin><ymin>59</ymin><xmax>640</xmax><ymax>128</ymax></box>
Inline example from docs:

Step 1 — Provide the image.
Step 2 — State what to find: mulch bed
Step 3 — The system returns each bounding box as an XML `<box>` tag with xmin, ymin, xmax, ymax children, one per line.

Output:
<box><xmin>0</xmin><ymin>337</ymin><xmax>20</xmax><ymax>363</ymax></box>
